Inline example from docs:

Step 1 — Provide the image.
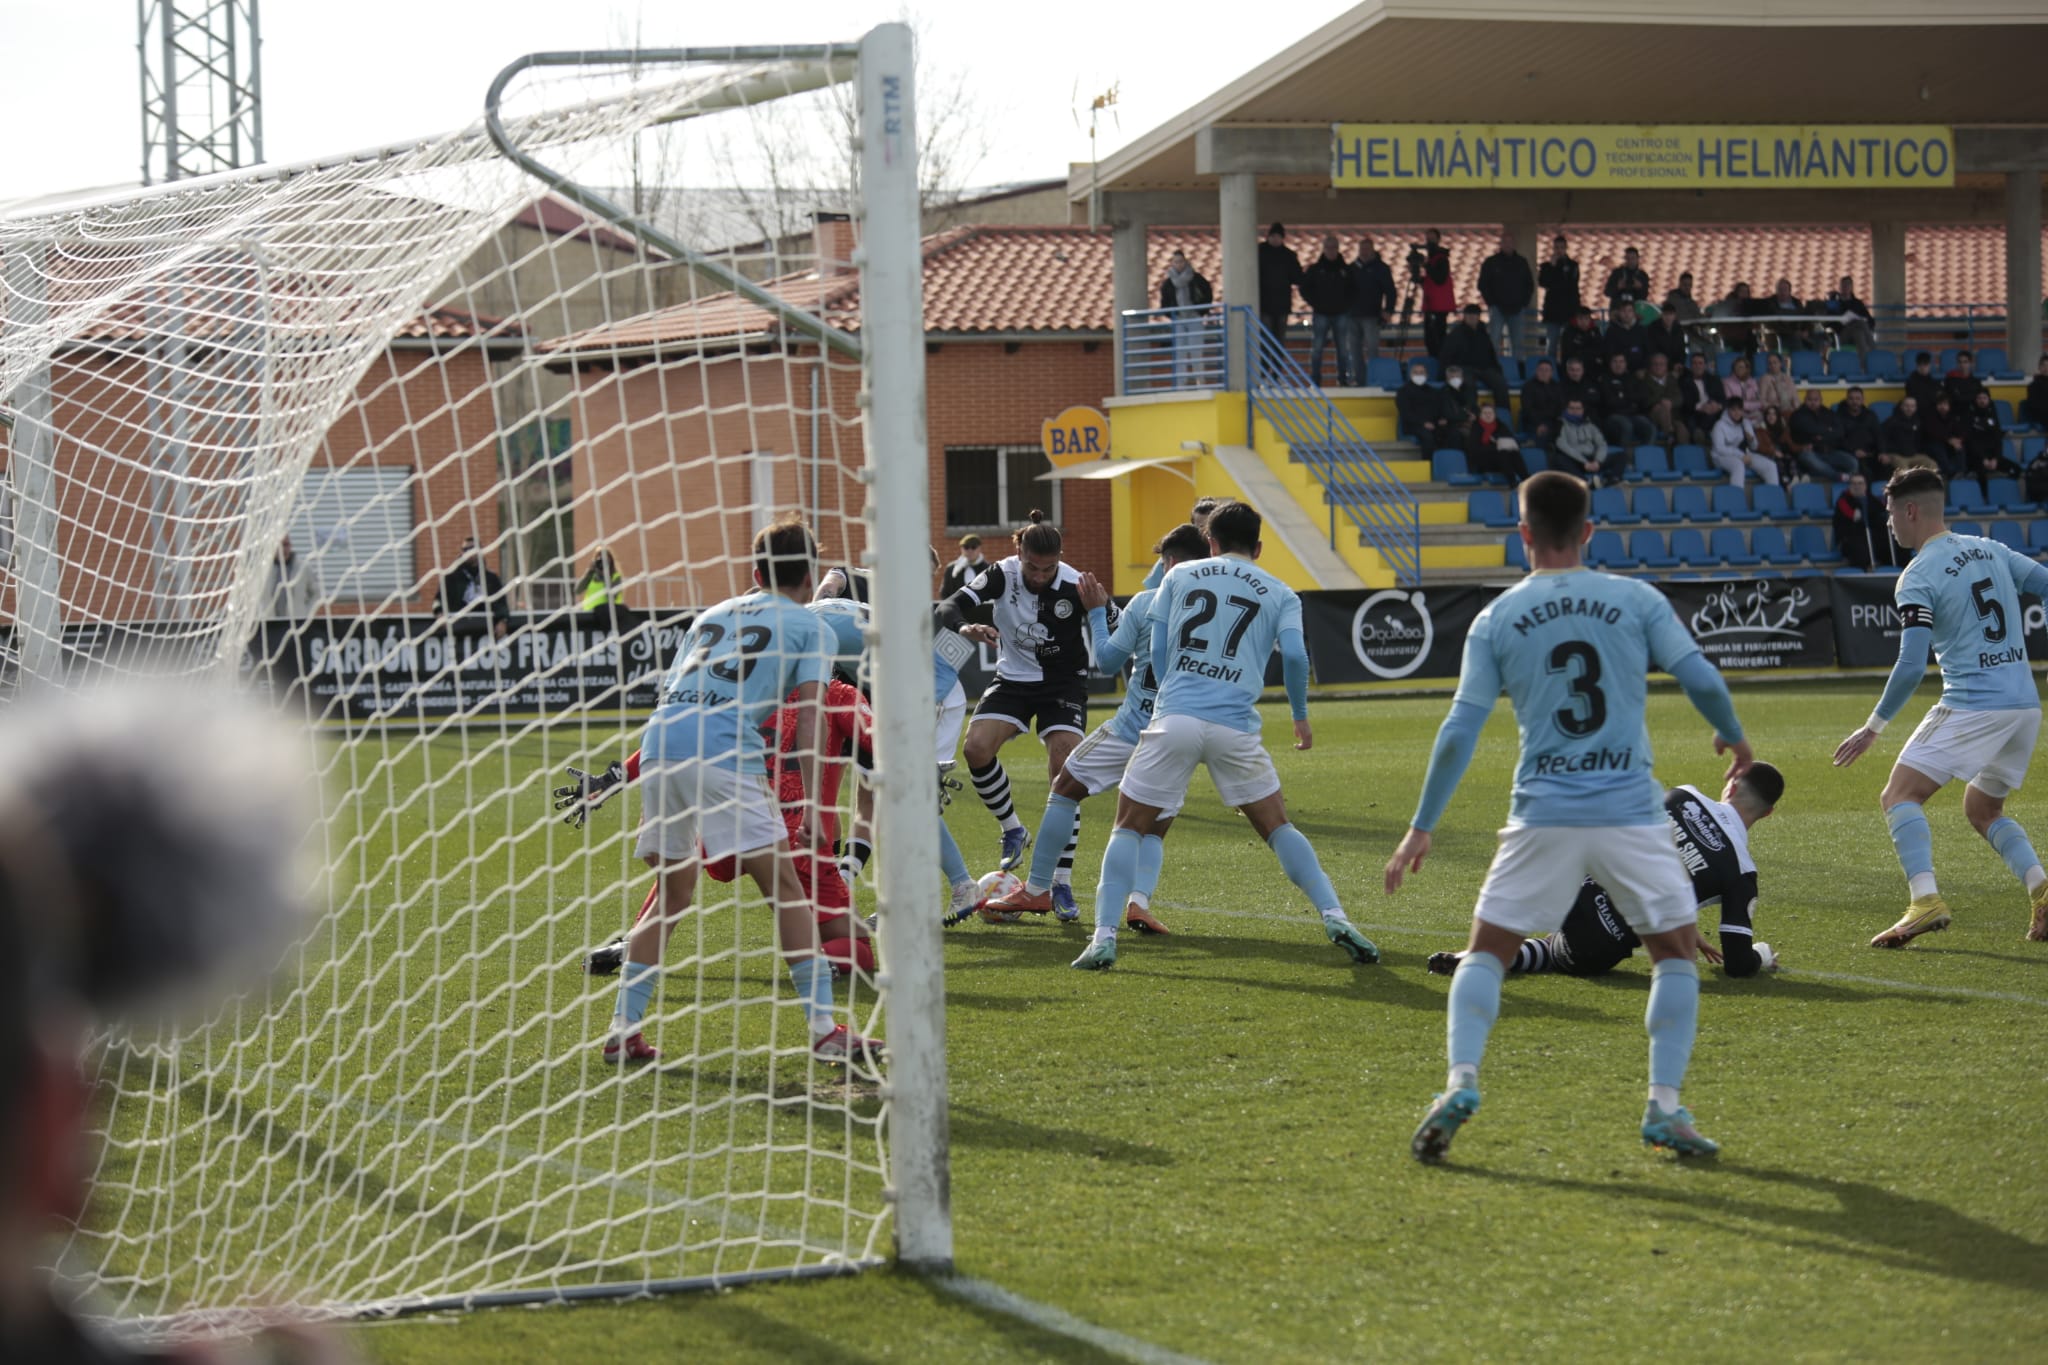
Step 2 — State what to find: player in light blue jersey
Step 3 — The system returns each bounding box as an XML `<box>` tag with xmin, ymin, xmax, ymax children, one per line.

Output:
<box><xmin>1385</xmin><ymin>471</ymin><xmax>1752</xmax><ymax>1163</ymax></box>
<box><xmin>1832</xmin><ymin>467</ymin><xmax>2048</xmax><ymax>947</ymax></box>
<box><xmin>980</xmin><ymin>522</ymin><xmax>1212</xmax><ymax>933</ymax></box>
<box><xmin>605</xmin><ymin>519</ymin><xmax>881</xmax><ymax>1068</ymax></box>
<box><xmin>1072</xmin><ymin>502</ymin><xmax>1380</xmax><ymax>971</ymax></box>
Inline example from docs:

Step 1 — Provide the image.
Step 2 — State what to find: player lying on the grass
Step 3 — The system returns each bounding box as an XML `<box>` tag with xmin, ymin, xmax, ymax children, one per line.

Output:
<box><xmin>1832</xmin><ymin>466</ymin><xmax>2048</xmax><ymax>948</ymax></box>
<box><xmin>1385</xmin><ymin>470</ymin><xmax>1751</xmax><ymax>1163</ymax></box>
<box><xmin>1073</xmin><ymin>501</ymin><xmax>1381</xmax><ymax>971</ymax></box>
<box><xmin>938</xmin><ymin>512</ymin><xmax>1112</xmax><ymax>912</ymax></box>
<box><xmin>601</xmin><ymin>518</ymin><xmax>880</xmax><ymax>1066</ymax></box>
<box><xmin>1426</xmin><ymin>768</ymin><xmax>1785</xmax><ymax>980</ymax></box>
<box><xmin>980</xmin><ymin>521</ymin><xmax>1213</xmax><ymax>932</ymax></box>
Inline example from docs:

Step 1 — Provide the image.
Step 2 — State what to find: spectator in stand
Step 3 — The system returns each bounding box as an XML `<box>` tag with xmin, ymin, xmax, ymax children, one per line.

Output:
<box><xmin>1556</xmin><ymin>397</ymin><xmax>1624</xmax><ymax>485</ymax></box>
<box><xmin>1945</xmin><ymin>349</ymin><xmax>1987</xmax><ymax>410</ymax></box>
<box><xmin>2024</xmin><ymin>353</ymin><xmax>2048</xmax><ymax>430</ymax></box>
<box><xmin>1645</xmin><ymin>303</ymin><xmax>1688</xmax><ymax>373</ymax></box>
<box><xmin>1346</xmin><ymin>235</ymin><xmax>1399</xmax><ymax>376</ymax></box>
<box><xmin>1396</xmin><ymin>359</ymin><xmax>1455</xmax><ymax>449</ymax></box>
<box><xmin>1558</xmin><ymin>305</ymin><xmax>1604</xmax><ymax>376</ymax></box>
<box><xmin>1603</xmin><ymin>246</ymin><xmax>1649</xmax><ymax>308</ymax></box>
<box><xmin>437</xmin><ymin>535</ymin><xmax>510</xmax><ymax>640</ymax></box>
<box><xmin>267</xmin><ymin>535</ymin><xmax>317</xmax><ymax>622</ymax></box>
<box><xmin>941</xmin><ymin>534</ymin><xmax>987</xmax><ymax>599</ymax></box>
<box><xmin>1464</xmin><ymin>400</ymin><xmax>1530</xmax><ymax>485</ymax></box>
<box><xmin>1419</xmin><ymin>228</ymin><xmax>1457</xmax><ymax>359</ymax></box>
<box><xmin>1878</xmin><ymin>396</ymin><xmax>1941</xmax><ymax>480</ymax></box>
<box><xmin>1597</xmin><ymin>350</ymin><xmax>1656</xmax><ymax>447</ymax></box>
<box><xmin>1477</xmin><ymin>230</ymin><xmax>1536</xmax><ymax>362</ymax></box>
<box><xmin>1538</xmin><ymin>234</ymin><xmax>1581</xmax><ymax>357</ymax></box>
<box><xmin>1763</xmin><ymin>277</ymin><xmax>1809</xmax><ymax>350</ymax></box>
<box><xmin>1964</xmin><ymin>388</ymin><xmax>2017</xmax><ymax>494</ymax></box>
<box><xmin>1636</xmin><ymin>352</ymin><xmax>1685</xmax><ymax>444</ymax></box>
<box><xmin>1520</xmin><ymin>357</ymin><xmax>1565</xmax><ymax>447</ymax></box>
<box><xmin>1440</xmin><ymin>304</ymin><xmax>1512</xmax><ymax>409</ymax></box>
<box><xmin>1301</xmin><ymin>234</ymin><xmax>1354</xmax><ymax>386</ymax></box>
<box><xmin>1921</xmin><ymin>391</ymin><xmax>1968</xmax><ymax>477</ymax></box>
<box><xmin>1757</xmin><ymin>404</ymin><xmax>1798</xmax><ymax>485</ymax></box>
<box><xmin>1709</xmin><ymin>397</ymin><xmax>1775</xmax><ymax>488</ymax></box>
<box><xmin>1559</xmin><ymin>355</ymin><xmax>1601</xmax><ymax>428</ymax></box>
<box><xmin>1788</xmin><ymin>388</ymin><xmax>1858</xmax><ymax>481</ymax></box>
<box><xmin>1663</xmin><ymin>271</ymin><xmax>1702</xmax><ymax>325</ymax></box>
<box><xmin>1158</xmin><ymin>249</ymin><xmax>1214</xmax><ymax>383</ymax></box>
<box><xmin>1724</xmin><ymin>354</ymin><xmax>1760</xmax><ymax>413</ymax></box>
<box><xmin>1257</xmin><ymin>223</ymin><xmax>1303</xmax><ymax>344</ymax></box>
<box><xmin>1677</xmin><ymin>352</ymin><xmax>1727</xmax><ymax>444</ymax></box>
<box><xmin>1439</xmin><ymin>363</ymin><xmax>1480</xmax><ymax>440</ymax></box>
<box><xmin>1834</xmin><ymin>472</ymin><xmax>1898</xmax><ymax>570</ymax></box>
<box><xmin>1903</xmin><ymin>350</ymin><xmax>1943</xmax><ymax>414</ymax></box>
<box><xmin>1834</xmin><ymin>386</ymin><xmax>1882</xmax><ymax>475</ymax></box>
<box><xmin>1821</xmin><ymin>275</ymin><xmax>1876</xmax><ymax>367</ymax></box>
<box><xmin>1758</xmin><ymin>351</ymin><xmax>1798</xmax><ymax>415</ymax></box>
<box><xmin>1707</xmin><ymin>280</ymin><xmax>1759</xmax><ymax>358</ymax></box>
<box><xmin>1603</xmin><ymin>302</ymin><xmax>1649</xmax><ymax>374</ymax></box>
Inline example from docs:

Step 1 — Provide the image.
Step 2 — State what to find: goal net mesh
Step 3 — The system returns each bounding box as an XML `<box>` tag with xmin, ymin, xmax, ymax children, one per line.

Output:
<box><xmin>0</xmin><ymin>49</ymin><xmax>907</xmax><ymax>1328</ymax></box>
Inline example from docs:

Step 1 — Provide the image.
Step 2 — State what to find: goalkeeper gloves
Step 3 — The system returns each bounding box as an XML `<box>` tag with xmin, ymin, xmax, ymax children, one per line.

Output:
<box><xmin>552</xmin><ymin>761</ymin><xmax>626</xmax><ymax>829</ymax></box>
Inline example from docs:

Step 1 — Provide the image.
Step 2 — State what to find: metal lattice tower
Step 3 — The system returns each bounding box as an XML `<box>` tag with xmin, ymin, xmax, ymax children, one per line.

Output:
<box><xmin>138</xmin><ymin>0</ymin><xmax>263</xmax><ymax>184</ymax></box>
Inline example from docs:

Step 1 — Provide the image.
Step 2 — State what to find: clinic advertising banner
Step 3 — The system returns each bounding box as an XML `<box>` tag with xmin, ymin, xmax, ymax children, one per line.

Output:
<box><xmin>1655</xmin><ymin>578</ymin><xmax>1834</xmax><ymax>671</ymax></box>
<box><xmin>1330</xmin><ymin>124</ymin><xmax>1954</xmax><ymax>190</ymax></box>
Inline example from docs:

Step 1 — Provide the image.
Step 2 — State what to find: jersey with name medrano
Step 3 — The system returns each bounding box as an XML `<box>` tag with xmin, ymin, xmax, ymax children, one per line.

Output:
<box><xmin>1150</xmin><ymin>556</ymin><xmax>1303</xmax><ymax>734</ymax></box>
<box><xmin>646</xmin><ymin>592</ymin><xmax>828</xmax><ymax>767</ymax></box>
<box><xmin>1895</xmin><ymin>532</ymin><xmax>2040</xmax><ymax>712</ymax></box>
<box><xmin>1101</xmin><ymin>588</ymin><xmax>1162</xmax><ymax>743</ymax></box>
<box><xmin>1458</xmin><ymin>567</ymin><xmax>1702</xmax><ymax>827</ymax></box>
<box><xmin>952</xmin><ymin>556</ymin><xmax>1094</xmax><ymax>686</ymax></box>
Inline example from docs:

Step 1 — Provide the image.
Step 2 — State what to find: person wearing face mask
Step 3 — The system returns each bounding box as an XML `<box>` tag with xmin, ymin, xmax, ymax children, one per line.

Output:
<box><xmin>1439</xmin><ymin>364</ymin><xmax>1480</xmax><ymax>447</ymax></box>
<box><xmin>1554</xmin><ymin>397</ymin><xmax>1623</xmax><ymax>485</ymax></box>
<box><xmin>1440</xmin><ymin>304</ymin><xmax>1512</xmax><ymax>411</ymax></box>
<box><xmin>1464</xmin><ymin>400</ymin><xmax>1530</xmax><ymax>485</ymax></box>
<box><xmin>1396</xmin><ymin>362</ymin><xmax>1456</xmax><ymax>449</ymax></box>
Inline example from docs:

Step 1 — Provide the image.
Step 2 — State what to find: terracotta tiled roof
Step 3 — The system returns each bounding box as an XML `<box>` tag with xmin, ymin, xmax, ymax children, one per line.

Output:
<box><xmin>545</xmin><ymin>221</ymin><xmax>2048</xmax><ymax>353</ymax></box>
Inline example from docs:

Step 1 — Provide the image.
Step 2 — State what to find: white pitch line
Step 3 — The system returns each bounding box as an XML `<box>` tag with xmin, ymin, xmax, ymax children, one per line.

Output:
<box><xmin>1782</xmin><ymin>968</ymin><xmax>2048</xmax><ymax>1008</ymax></box>
<box><xmin>933</xmin><ymin>1275</ymin><xmax>1212</xmax><ymax>1365</ymax></box>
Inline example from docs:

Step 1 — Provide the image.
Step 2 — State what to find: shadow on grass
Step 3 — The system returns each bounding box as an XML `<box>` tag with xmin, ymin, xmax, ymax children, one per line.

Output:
<box><xmin>1452</xmin><ymin>1162</ymin><xmax>2048</xmax><ymax>1295</ymax></box>
<box><xmin>1561</xmin><ymin>971</ymin><xmax>1901</xmax><ymax>1007</ymax></box>
<box><xmin>949</xmin><ymin>1102</ymin><xmax>1174</xmax><ymax>1167</ymax></box>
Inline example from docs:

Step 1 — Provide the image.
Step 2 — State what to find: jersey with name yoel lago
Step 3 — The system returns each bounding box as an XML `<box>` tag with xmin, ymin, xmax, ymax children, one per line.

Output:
<box><xmin>1895</xmin><ymin>532</ymin><xmax>2040</xmax><ymax>712</ymax></box>
<box><xmin>1101</xmin><ymin>588</ymin><xmax>1162</xmax><ymax>743</ymax></box>
<box><xmin>1459</xmin><ymin>567</ymin><xmax>1701</xmax><ymax>827</ymax></box>
<box><xmin>645</xmin><ymin>591</ymin><xmax>829</xmax><ymax>767</ymax></box>
<box><xmin>1150</xmin><ymin>556</ymin><xmax>1302</xmax><ymax>734</ymax></box>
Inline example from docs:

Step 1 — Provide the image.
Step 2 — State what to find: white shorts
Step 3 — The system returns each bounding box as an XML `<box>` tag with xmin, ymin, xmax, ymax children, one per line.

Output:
<box><xmin>1896</xmin><ymin>705</ymin><xmax>2039</xmax><ymax>798</ymax></box>
<box><xmin>937</xmin><ymin>682</ymin><xmax>966</xmax><ymax>766</ymax></box>
<box><xmin>1473</xmin><ymin>824</ymin><xmax>1697</xmax><ymax>940</ymax></box>
<box><xmin>635</xmin><ymin>758</ymin><xmax>785</xmax><ymax>863</ymax></box>
<box><xmin>1063</xmin><ymin>722</ymin><xmax>1184</xmax><ymax>817</ymax></box>
<box><xmin>1119</xmin><ymin>713</ymin><xmax>1280</xmax><ymax>812</ymax></box>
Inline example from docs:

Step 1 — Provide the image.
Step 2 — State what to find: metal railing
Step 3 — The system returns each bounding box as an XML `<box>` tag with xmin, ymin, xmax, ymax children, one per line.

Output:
<box><xmin>1234</xmin><ymin>307</ymin><xmax>1421</xmax><ymax>585</ymax></box>
<box><xmin>1119</xmin><ymin>304</ymin><xmax>1227</xmax><ymax>393</ymax></box>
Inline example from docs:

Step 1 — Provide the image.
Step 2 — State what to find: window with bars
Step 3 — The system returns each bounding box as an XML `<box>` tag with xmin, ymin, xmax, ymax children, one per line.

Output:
<box><xmin>943</xmin><ymin>445</ymin><xmax>1060</xmax><ymax>534</ymax></box>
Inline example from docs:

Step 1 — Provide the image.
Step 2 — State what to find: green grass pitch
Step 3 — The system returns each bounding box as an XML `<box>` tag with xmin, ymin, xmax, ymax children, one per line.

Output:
<box><xmin>232</xmin><ymin>683</ymin><xmax>2044</xmax><ymax>1360</ymax></box>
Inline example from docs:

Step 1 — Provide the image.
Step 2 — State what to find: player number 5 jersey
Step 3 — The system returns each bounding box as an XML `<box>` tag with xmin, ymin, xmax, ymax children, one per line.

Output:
<box><xmin>1894</xmin><ymin>532</ymin><xmax>2040</xmax><ymax>713</ymax></box>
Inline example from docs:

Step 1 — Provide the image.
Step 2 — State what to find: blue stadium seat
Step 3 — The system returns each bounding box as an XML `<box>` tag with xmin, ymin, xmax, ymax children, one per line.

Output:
<box><xmin>1711</xmin><ymin>485</ymin><xmax>1761</xmax><ymax>522</ymax></box>
<box><xmin>1668</xmin><ymin>528</ymin><xmax>1711</xmax><ymax>566</ymax></box>
<box><xmin>1996</xmin><ymin>399</ymin><xmax>2017</xmax><ymax>427</ymax></box>
<box><xmin>1751</xmin><ymin>485</ymin><xmax>1791</xmax><ymax>520</ymax></box>
<box><xmin>2029</xmin><ymin>520</ymin><xmax>2048</xmax><ymax>554</ymax></box>
<box><xmin>2023</xmin><ymin>436</ymin><xmax>2047</xmax><ymax>462</ymax></box>
<box><xmin>1951</xmin><ymin>482</ymin><xmax>1992</xmax><ymax>514</ymax></box>
<box><xmin>1940</xmin><ymin>347</ymin><xmax>1964</xmax><ymax>373</ymax></box>
<box><xmin>1790</xmin><ymin>483</ymin><xmax>1833</xmax><ymax>518</ymax></box>
<box><xmin>1992</xmin><ymin>520</ymin><xmax>2027</xmax><ymax>553</ymax></box>
<box><xmin>1789</xmin><ymin>351</ymin><xmax>1824</xmax><ymax>381</ymax></box>
<box><xmin>1715</xmin><ymin>351</ymin><xmax>1738</xmax><ymax>376</ymax></box>
<box><xmin>1671</xmin><ymin>443</ymin><xmax>1712</xmax><ymax>479</ymax></box>
<box><xmin>1952</xmin><ymin>520</ymin><xmax>1984</xmax><ymax>538</ymax></box>
<box><xmin>1505</xmin><ymin>534</ymin><xmax>1528</xmax><ymax>570</ymax></box>
<box><xmin>1864</xmin><ymin>349</ymin><xmax>1902</xmax><ymax>380</ymax></box>
<box><xmin>1670</xmin><ymin>485</ymin><xmax>1713</xmax><ymax>522</ymax></box>
<box><xmin>1711</xmin><ymin>527</ymin><xmax>1760</xmax><ymax>566</ymax></box>
<box><xmin>1980</xmin><ymin>346</ymin><xmax>2017</xmax><ymax>379</ymax></box>
<box><xmin>1433</xmin><ymin>451</ymin><xmax>1480</xmax><ymax>486</ymax></box>
<box><xmin>1751</xmin><ymin>525</ymin><xmax>1800</xmax><ymax>565</ymax></box>
<box><xmin>1468</xmin><ymin>490</ymin><xmax>1515</xmax><ymax>527</ymax></box>
<box><xmin>1825</xmin><ymin>350</ymin><xmax>1865</xmax><ymax>382</ymax></box>
<box><xmin>1791</xmin><ymin>525</ymin><xmax>1840</xmax><ymax>564</ymax></box>
<box><xmin>1500</xmin><ymin>357</ymin><xmax>1527</xmax><ymax>385</ymax></box>
<box><xmin>1631</xmin><ymin>529</ymin><xmax>1677</xmax><ymax>569</ymax></box>
<box><xmin>1988</xmin><ymin>477</ymin><xmax>2027</xmax><ymax>512</ymax></box>
<box><xmin>1588</xmin><ymin>530</ymin><xmax>1637</xmax><ymax>569</ymax></box>
<box><xmin>1592</xmin><ymin>487</ymin><xmax>1634</xmax><ymax>524</ymax></box>
<box><xmin>1631</xmin><ymin>447</ymin><xmax>1673</xmax><ymax>481</ymax></box>
<box><xmin>1367</xmin><ymin>357</ymin><xmax>1404</xmax><ymax>390</ymax></box>
<box><xmin>1634</xmin><ymin>487</ymin><xmax>1676</xmax><ymax>524</ymax></box>
<box><xmin>1870</xmin><ymin>400</ymin><xmax>1895</xmax><ymax>423</ymax></box>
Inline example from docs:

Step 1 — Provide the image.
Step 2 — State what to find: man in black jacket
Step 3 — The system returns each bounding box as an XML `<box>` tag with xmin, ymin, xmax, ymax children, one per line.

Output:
<box><xmin>1602</xmin><ymin>302</ymin><xmax>1649</xmax><ymax>374</ymax></box>
<box><xmin>438</xmin><ymin>536</ymin><xmax>511</xmax><ymax>640</ymax></box>
<box><xmin>1395</xmin><ymin>360</ymin><xmax>1457</xmax><ymax>449</ymax></box>
<box><xmin>1439</xmin><ymin>305</ymin><xmax>1511</xmax><ymax>410</ymax></box>
<box><xmin>1345</xmin><ymin>236</ymin><xmax>1398</xmax><ymax>380</ymax></box>
<box><xmin>1833</xmin><ymin>386</ymin><xmax>1882</xmax><ymax>474</ymax></box>
<box><xmin>1834</xmin><ymin>473</ymin><xmax>1898</xmax><ymax>569</ymax></box>
<box><xmin>1257</xmin><ymin>223</ymin><xmax>1303</xmax><ymax>344</ymax></box>
<box><xmin>1537</xmin><ymin>234</ymin><xmax>1581</xmax><ymax>358</ymax></box>
<box><xmin>1558</xmin><ymin>306</ymin><xmax>1604</xmax><ymax>376</ymax></box>
<box><xmin>1677</xmin><ymin>351</ymin><xmax>1726</xmax><ymax>444</ymax></box>
<box><xmin>1645</xmin><ymin>302</ymin><xmax>1688</xmax><ymax>373</ymax></box>
<box><xmin>1558</xmin><ymin>356</ymin><xmax>1602</xmax><ymax>426</ymax></box>
<box><xmin>1301</xmin><ymin>234</ymin><xmax>1354</xmax><ymax>386</ymax></box>
<box><xmin>1603</xmin><ymin>246</ymin><xmax>1650</xmax><ymax>308</ymax></box>
<box><xmin>1903</xmin><ymin>350</ymin><xmax>1943</xmax><ymax>414</ymax></box>
<box><xmin>1597</xmin><ymin>351</ymin><xmax>1656</xmax><ymax>446</ymax></box>
<box><xmin>1519</xmin><ymin>358</ymin><xmax>1564</xmax><ymax>446</ymax></box>
<box><xmin>1477</xmin><ymin>230</ymin><xmax>1535</xmax><ymax>363</ymax></box>
<box><xmin>1945</xmin><ymin>350</ymin><xmax>1988</xmax><ymax>410</ymax></box>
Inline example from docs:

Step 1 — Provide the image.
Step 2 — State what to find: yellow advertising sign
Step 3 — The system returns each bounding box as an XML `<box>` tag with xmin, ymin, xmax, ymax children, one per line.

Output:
<box><xmin>1330</xmin><ymin>125</ymin><xmax>1954</xmax><ymax>190</ymax></box>
<box><xmin>1041</xmin><ymin>405</ymin><xmax>1110</xmax><ymax>467</ymax></box>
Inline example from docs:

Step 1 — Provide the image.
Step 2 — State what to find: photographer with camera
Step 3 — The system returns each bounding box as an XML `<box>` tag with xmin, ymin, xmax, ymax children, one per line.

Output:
<box><xmin>1415</xmin><ymin>228</ymin><xmax>1456</xmax><ymax>358</ymax></box>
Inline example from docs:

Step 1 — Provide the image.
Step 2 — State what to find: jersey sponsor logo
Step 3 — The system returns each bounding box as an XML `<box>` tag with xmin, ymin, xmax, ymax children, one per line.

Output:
<box><xmin>1981</xmin><ymin>645</ymin><xmax>2028</xmax><ymax>668</ymax></box>
<box><xmin>1351</xmin><ymin>590</ymin><xmax>1434</xmax><ymax>679</ymax></box>
<box><xmin>1054</xmin><ymin>598</ymin><xmax>1074</xmax><ymax>619</ymax></box>
<box><xmin>1173</xmin><ymin>654</ymin><xmax>1243</xmax><ymax>683</ymax></box>
<box><xmin>1532</xmin><ymin>745</ymin><xmax>1635</xmax><ymax>775</ymax></box>
<box><xmin>1677</xmin><ymin>799</ymin><xmax>1726</xmax><ymax>852</ymax></box>
<box><xmin>968</xmin><ymin>571</ymin><xmax>990</xmax><ymax>594</ymax></box>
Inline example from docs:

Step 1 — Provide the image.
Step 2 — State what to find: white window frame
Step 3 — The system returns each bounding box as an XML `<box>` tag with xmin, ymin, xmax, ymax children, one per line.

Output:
<box><xmin>942</xmin><ymin>444</ymin><xmax>1062</xmax><ymax>536</ymax></box>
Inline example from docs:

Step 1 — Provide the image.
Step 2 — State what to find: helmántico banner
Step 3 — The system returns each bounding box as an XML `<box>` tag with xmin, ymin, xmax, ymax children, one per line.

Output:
<box><xmin>1330</xmin><ymin>125</ymin><xmax>1954</xmax><ymax>189</ymax></box>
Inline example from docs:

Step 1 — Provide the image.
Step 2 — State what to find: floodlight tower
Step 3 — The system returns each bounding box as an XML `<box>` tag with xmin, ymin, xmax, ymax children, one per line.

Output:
<box><xmin>138</xmin><ymin>0</ymin><xmax>263</xmax><ymax>184</ymax></box>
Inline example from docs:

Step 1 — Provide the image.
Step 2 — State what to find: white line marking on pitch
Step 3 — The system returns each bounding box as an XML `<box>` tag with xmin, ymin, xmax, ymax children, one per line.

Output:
<box><xmin>933</xmin><ymin>1275</ymin><xmax>1212</xmax><ymax>1365</ymax></box>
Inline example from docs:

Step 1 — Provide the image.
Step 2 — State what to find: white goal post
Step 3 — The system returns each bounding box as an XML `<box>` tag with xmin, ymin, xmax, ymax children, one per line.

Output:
<box><xmin>0</xmin><ymin>21</ymin><xmax>947</xmax><ymax>1329</ymax></box>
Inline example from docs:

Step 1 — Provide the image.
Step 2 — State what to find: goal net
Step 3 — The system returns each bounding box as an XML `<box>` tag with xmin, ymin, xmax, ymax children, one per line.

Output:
<box><xmin>0</xmin><ymin>25</ymin><xmax>945</xmax><ymax>1330</ymax></box>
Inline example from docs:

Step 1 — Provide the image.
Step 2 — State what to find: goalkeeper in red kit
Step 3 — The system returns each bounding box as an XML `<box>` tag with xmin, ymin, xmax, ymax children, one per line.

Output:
<box><xmin>566</xmin><ymin>676</ymin><xmax>877</xmax><ymax>976</ymax></box>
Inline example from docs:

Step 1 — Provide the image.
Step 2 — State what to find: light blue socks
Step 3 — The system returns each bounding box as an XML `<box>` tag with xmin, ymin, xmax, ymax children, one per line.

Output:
<box><xmin>1027</xmin><ymin>794</ymin><xmax>1080</xmax><ymax>892</ymax></box>
<box><xmin>1093</xmin><ymin>827</ymin><xmax>1141</xmax><ymax>940</ymax></box>
<box><xmin>1886</xmin><ymin>801</ymin><xmax>1935</xmax><ymax>885</ymax></box>
<box><xmin>1132</xmin><ymin>833</ymin><xmax>1165</xmax><ymax>905</ymax></box>
<box><xmin>1268</xmin><ymin>822</ymin><xmax>1340</xmax><ymax>915</ymax></box>
<box><xmin>1985</xmin><ymin>816</ymin><xmax>2045</xmax><ymax>887</ymax></box>
<box><xmin>1446</xmin><ymin>952</ymin><xmax>1505</xmax><ymax>1089</ymax></box>
<box><xmin>616</xmin><ymin>961</ymin><xmax>658</xmax><ymax>1028</ymax></box>
<box><xmin>1646</xmin><ymin>957</ymin><xmax>1700</xmax><ymax>1096</ymax></box>
<box><xmin>787</xmin><ymin>954</ymin><xmax>837</xmax><ymax>1038</ymax></box>
<box><xmin>938</xmin><ymin>818</ymin><xmax>970</xmax><ymax>888</ymax></box>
